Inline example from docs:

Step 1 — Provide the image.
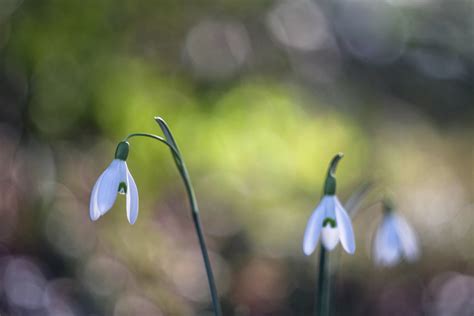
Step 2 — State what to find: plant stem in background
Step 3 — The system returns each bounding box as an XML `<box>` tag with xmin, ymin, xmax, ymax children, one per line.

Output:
<box><xmin>125</xmin><ymin>117</ymin><xmax>222</xmax><ymax>316</ymax></box>
<box><xmin>316</xmin><ymin>246</ymin><xmax>331</xmax><ymax>316</ymax></box>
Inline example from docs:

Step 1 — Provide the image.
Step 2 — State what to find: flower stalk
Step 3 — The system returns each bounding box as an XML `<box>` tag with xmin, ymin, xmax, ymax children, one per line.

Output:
<box><xmin>154</xmin><ymin>117</ymin><xmax>222</xmax><ymax>316</ymax></box>
<box><xmin>316</xmin><ymin>246</ymin><xmax>331</xmax><ymax>316</ymax></box>
<box><xmin>123</xmin><ymin>118</ymin><xmax>222</xmax><ymax>316</ymax></box>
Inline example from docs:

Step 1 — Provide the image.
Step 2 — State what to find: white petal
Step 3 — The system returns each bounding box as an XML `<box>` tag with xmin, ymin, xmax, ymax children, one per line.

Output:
<box><xmin>118</xmin><ymin>160</ymin><xmax>128</xmax><ymax>185</ymax></box>
<box><xmin>321</xmin><ymin>226</ymin><xmax>340</xmax><ymax>250</ymax></box>
<box><xmin>334</xmin><ymin>197</ymin><xmax>356</xmax><ymax>254</ymax></box>
<box><xmin>89</xmin><ymin>172</ymin><xmax>104</xmax><ymax>221</ymax></box>
<box><xmin>96</xmin><ymin>159</ymin><xmax>122</xmax><ymax>215</ymax></box>
<box><xmin>126</xmin><ymin>166</ymin><xmax>139</xmax><ymax>224</ymax></box>
<box><xmin>303</xmin><ymin>201</ymin><xmax>326</xmax><ymax>255</ymax></box>
<box><xmin>322</xmin><ymin>195</ymin><xmax>336</xmax><ymax>218</ymax></box>
<box><xmin>393</xmin><ymin>214</ymin><xmax>419</xmax><ymax>262</ymax></box>
<box><xmin>373</xmin><ymin>215</ymin><xmax>401</xmax><ymax>266</ymax></box>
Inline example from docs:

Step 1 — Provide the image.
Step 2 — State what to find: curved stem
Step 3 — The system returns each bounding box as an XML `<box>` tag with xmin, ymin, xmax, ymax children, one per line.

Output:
<box><xmin>126</xmin><ymin>126</ymin><xmax>222</xmax><ymax>316</ymax></box>
<box><xmin>125</xmin><ymin>132</ymin><xmax>184</xmax><ymax>169</ymax></box>
<box><xmin>124</xmin><ymin>133</ymin><xmax>179</xmax><ymax>158</ymax></box>
<box><xmin>175</xmin><ymin>158</ymin><xmax>222</xmax><ymax>316</ymax></box>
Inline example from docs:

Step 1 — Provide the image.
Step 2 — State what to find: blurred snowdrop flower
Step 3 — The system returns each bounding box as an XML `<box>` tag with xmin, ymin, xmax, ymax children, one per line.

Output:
<box><xmin>303</xmin><ymin>153</ymin><xmax>355</xmax><ymax>255</ymax></box>
<box><xmin>89</xmin><ymin>141</ymin><xmax>139</xmax><ymax>224</ymax></box>
<box><xmin>373</xmin><ymin>200</ymin><xmax>419</xmax><ymax>267</ymax></box>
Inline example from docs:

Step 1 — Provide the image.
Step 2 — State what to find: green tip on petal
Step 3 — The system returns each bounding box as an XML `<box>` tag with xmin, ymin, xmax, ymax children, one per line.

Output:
<box><xmin>323</xmin><ymin>217</ymin><xmax>337</xmax><ymax>228</ymax></box>
<box><xmin>118</xmin><ymin>181</ymin><xmax>127</xmax><ymax>194</ymax></box>
<box><xmin>115</xmin><ymin>141</ymin><xmax>130</xmax><ymax>161</ymax></box>
<box><xmin>323</xmin><ymin>153</ymin><xmax>344</xmax><ymax>195</ymax></box>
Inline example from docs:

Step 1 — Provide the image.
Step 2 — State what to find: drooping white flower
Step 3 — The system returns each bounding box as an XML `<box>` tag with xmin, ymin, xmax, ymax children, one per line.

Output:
<box><xmin>373</xmin><ymin>210</ymin><xmax>419</xmax><ymax>267</ymax></box>
<box><xmin>89</xmin><ymin>142</ymin><xmax>139</xmax><ymax>224</ymax></box>
<box><xmin>302</xmin><ymin>153</ymin><xmax>356</xmax><ymax>255</ymax></box>
<box><xmin>303</xmin><ymin>195</ymin><xmax>356</xmax><ymax>254</ymax></box>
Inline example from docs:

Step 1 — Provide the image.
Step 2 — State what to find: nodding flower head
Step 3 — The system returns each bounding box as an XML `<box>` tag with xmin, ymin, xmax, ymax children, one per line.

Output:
<box><xmin>303</xmin><ymin>153</ymin><xmax>356</xmax><ymax>255</ymax></box>
<box><xmin>373</xmin><ymin>200</ymin><xmax>419</xmax><ymax>267</ymax></box>
<box><xmin>89</xmin><ymin>141</ymin><xmax>139</xmax><ymax>224</ymax></box>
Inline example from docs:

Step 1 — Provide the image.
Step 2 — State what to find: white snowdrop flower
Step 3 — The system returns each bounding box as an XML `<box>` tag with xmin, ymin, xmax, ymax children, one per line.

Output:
<box><xmin>89</xmin><ymin>141</ymin><xmax>139</xmax><ymax>224</ymax></box>
<box><xmin>304</xmin><ymin>195</ymin><xmax>355</xmax><ymax>254</ymax></box>
<box><xmin>373</xmin><ymin>201</ymin><xmax>419</xmax><ymax>267</ymax></box>
<box><xmin>303</xmin><ymin>153</ymin><xmax>356</xmax><ymax>255</ymax></box>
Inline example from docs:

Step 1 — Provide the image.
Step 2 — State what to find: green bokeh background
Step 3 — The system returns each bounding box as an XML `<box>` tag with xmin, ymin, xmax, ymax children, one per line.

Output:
<box><xmin>0</xmin><ymin>0</ymin><xmax>472</xmax><ymax>315</ymax></box>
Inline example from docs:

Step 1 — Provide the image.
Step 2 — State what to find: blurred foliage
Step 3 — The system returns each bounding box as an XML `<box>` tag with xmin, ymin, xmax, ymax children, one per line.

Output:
<box><xmin>0</xmin><ymin>0</ymin><xmax>472</xmax><ymax>315</ymax></box>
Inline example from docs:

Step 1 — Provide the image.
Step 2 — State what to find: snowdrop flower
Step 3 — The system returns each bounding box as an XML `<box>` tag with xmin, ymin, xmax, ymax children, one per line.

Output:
<box><xmin>89</xmin><ymin>141</ymin><xmax>139</xmax><ymax>224</ymax></box>
<box><xmin>303</xmin><ymin>153</ymin><xmax>356</xmax><ymax>255</ymax></box>
<box><xmin>87</xmin><ymin>118</ymin><xmax>222</xmax><ymax>315</ymax></box>
<box><xmin>373</xmin><ymin>200</ymin><xmax>419</xmax><ymax>267</ymax></box>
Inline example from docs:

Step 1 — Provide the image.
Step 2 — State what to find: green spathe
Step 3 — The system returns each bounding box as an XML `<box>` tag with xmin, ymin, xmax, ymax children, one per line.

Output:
<box><xmin>323</xmin><ymin>153</ymin><xmax>344</xmax><ymax>195</ymax></box>
<box><xmin>114</xmin><ymin>141</ymin><xmax>130</xmax><ymax>160</ymax></box>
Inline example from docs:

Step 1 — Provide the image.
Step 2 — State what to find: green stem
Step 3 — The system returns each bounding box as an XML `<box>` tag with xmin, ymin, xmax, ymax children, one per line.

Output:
<box><xmin>173</xmin><ymin>153</ymin><xmax>223</xmax><ymax>316</ymax></box>
<box><xmin>316</xmin><ymin>246</ymin><xmax>331</xmax><ymax>316</ymax></box>
<box><xmin>126</xmin><ymin>122</ymin><xmax>223</xmax><ymax>316</ymax></box>
<box><xmin>124</xmin><ymin>133</ymin><xmax>181</xmax><ymax>160</ymax></box>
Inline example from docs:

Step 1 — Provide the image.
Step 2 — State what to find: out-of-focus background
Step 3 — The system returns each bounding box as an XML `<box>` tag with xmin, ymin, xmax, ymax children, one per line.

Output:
<box><xmin>0</xmin><ymin>0</ymin><xmax>472</xmax><ymax>315</ymax></box>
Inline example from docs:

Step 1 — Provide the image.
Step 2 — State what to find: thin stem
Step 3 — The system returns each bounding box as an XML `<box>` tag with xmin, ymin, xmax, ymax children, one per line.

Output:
<box><xmin>125</xmin><ymin>132</ymin><xmax>184</xmax><ymax>170</ymax></box>
<box><xmin>125</xmin><ymin>133</ymin><xmax>180</xmax><ymax>159</ymax></box>
<box><xmin>345</xmin><ymin>181</ymin><xmax>373</xmax><ymax>218</ymax></box>
<box><xmin>173</xmin><ymin>153</ymin><xmax>222</xmax><ymax>316</ymax></box>
<box><xmin>125</xmin><ymin>125</ymin><xmax>222</xmax><ymax>316</ymax></box>
<box><xmin>316</xmin><ymin>246</ymin><xmax>331</xmax><ymax>316</ymax></box>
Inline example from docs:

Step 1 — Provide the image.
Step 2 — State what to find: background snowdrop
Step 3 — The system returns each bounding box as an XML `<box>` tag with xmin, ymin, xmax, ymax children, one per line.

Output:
<box><xmin>373</xmin><ymin>200</ymin><xmax>420</xmax><ymax>267</ymax></box>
